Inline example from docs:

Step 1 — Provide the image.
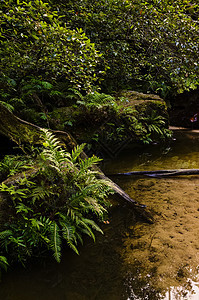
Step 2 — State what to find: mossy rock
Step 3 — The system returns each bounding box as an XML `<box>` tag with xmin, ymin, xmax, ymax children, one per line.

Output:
<box><xmin>47</xmin><ymin>91</ymin><xmax>170</xmax><ymax>156</ymax></box>
<box><xmin>118</xmin><ymin>90</ymin><xmax>169</xmax><ymax>126</ymax></box>
<box><xmin>49</xmin><ymin>105</ymin><xmax>113</xmax><ymax>141</ymax></box>
<box><xmin>118</xmin><ymin>90</ymin><xmax>163</xmax><ymax>104</ymax></box>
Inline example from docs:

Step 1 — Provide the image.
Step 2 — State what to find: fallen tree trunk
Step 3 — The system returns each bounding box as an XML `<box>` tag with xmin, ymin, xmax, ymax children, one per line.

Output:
<box><xmin>111</xmin><ymin>169</ymin><xmax>199</xmax><ymax>177</ymax></box>
<box><xmin>0</xmin><ymin>103</ymin><xmax>153</xmax><ymax>223</ymax></box>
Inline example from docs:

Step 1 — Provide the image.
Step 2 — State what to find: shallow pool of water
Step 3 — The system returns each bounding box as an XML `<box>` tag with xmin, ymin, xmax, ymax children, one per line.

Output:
<box><xmin>1</xmin><ymin>129</ymin><xmax>199</xmax><ymax>300</ymax></box>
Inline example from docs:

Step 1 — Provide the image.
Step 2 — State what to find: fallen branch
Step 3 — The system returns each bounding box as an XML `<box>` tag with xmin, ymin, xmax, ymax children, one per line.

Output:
<box><xmin>110</xmin><ymin>169</ymin><xmax>199</xmax><ymax>177</ymax></box>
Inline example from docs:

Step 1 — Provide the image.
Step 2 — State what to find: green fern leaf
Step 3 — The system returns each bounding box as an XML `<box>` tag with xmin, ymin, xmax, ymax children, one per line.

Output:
<box><xmin>75</xmin><ymin>232</ymin><xmax>83</xmax><ymax>245</ymax></box>
<box><xmin>0</xmin><ymin>256</ymin><xmax>9</xmax><ymax>271</ymax></box>
<box><xmin>81</xmin><ymin>218</ymin><xmax>103</xmax><ymax>234</ymax></box>
<box><xmin>0</xmin><ymin>230</ymin><xmax>13</xmax><ymax>240</ymax></box>
<box><xmin>79</xmin><ymin>155</ymin><xmax>101</xmax><ymax>171</ymax></box>
<box><xmin>71</xmin><ymin>143</ymin><xmax>86</xmax><ymax>163</ymax></box>
<box><xmin>49</xmin><ymin>222</ymin><xmax>61</xmax><ymax>263</ymax></box>
<box><xmin>78</xmin><ymin>220</ymin><xmax>96</xmax><ymax>241</ymax></box>
<box><xmin>61</xmin><ymin>223</ymin><xmax>79</xmax><ymax>254</ymax></box>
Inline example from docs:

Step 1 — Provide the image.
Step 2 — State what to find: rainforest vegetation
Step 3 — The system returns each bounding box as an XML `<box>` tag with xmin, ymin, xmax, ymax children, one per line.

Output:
<box><xmin>0</xmin><ymin>0</ymin><xmax>199</xmax><ymax>274</ymax></box>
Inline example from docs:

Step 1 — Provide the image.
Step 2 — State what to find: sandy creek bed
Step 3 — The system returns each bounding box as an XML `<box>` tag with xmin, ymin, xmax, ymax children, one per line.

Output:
<box><xmin>119</xmin><ymin>175</ymin><xmax>199</xmax><ymax>299</ymax></box>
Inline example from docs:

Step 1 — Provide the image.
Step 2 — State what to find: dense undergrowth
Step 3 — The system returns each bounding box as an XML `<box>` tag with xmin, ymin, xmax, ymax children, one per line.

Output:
<box><xmin>0</xmin><ymin>130</ymin><xmax>113</xmax><ymax>275</ymax></box>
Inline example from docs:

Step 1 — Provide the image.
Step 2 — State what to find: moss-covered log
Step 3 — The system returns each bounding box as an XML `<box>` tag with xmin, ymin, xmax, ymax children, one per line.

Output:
<box><xmin>0</xmin><ymin>103</ymin><xmax>153</xmax><ymax>223</ymax></box>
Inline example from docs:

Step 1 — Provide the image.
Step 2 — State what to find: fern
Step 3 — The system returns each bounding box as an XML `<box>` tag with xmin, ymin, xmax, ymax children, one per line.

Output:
<box><xmin>42</xmin><ymin>129</ymin><xmax>61</xmax><ymax>151</ymax></box>
<box><xmin>81</xmin><ymin>218</ymin><xmax>103</xmax><ymax>235</ymax></box>
<box><xmin>79</xmin><ymin>155</ymin><xmax>102</xmax><ymax>171</ymax></box>
<box><xmin>0</xmin><ymin>230</ymin><xmax>13</xmax><ymax>240</ymax></box>
<box><xmin>78</xmin><ymin>222</ymin><xmax>96</xmax><ymax>241</ymax></box>
<box><xmin>0</xmin><ymin>230</ymin><xmax>13</xmax><ymax>251</ymax></box>
<box><xmin>71</xmin><ymin>143</ymin><xmax>86</xmax><ymax>163</ymax></box>
<box><xmin>41</xmin><ymin>129</ymin><xmax>71</xmax><ymax>173</ymax></box>
<box><xmin>60</xmin><ymin>221</ymin><xmax>79</xmax><ymax>254</ymax></box>
<box><xmin>49</xmin><ymin>222</ymin><xmax>61</xmax><ymax>263</ymax></box>
<box><xmin>0</xmin><ymin>256</ymin><xmax>9</xmax><ymax>271</ymax></box>
<box><xmin>77</xmin><ymin>92</ymin><xmax>115</xmax><ymax>109</ymax></box>
<box><xmin>31</xmin><ymin>184</ymin><xmax>53</xmax><ymax>204</ymax></box>
<box><xmin>0</xmin><ymin>101</ymin><xmax>14</xmax><ymax>112</ymax></box>
<box><xmin>66</xmin><ymin>88</ymin><xmax>83</xmax><ymax>101</ymax></box>
<box><xmin>84</xmin><ymin>197</ymin><xmax>107</xmax><ymax>215</ymax></box>
<box><xmin>0</xmin><ymin>129</ymin><xmax>113</xmax><ymax>270</ymax></box>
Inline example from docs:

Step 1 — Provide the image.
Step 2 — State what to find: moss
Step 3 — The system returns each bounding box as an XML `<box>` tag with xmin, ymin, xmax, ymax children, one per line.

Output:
<box><xmin>0</xmin><ymin>103</ymin><xmax>42</xmax><ymax>146</ymax></box>
<box><xmin>117</xmin><ymin>91</ymin><xmax>169</xmax><ymax>128</ymax></box>
<box><xmin>118</xmin><ymin>90</ymin><xmax>163</xmax><ymax>103</ymax></box>
<box><xmin>42</xmin><ymin>91</ymin><xmax>170</xmax><ymax>155</ymax></box>
<box><xmin>49</xmin><ymin>107</ymin><xmax>79</xmax><ymax>130</ymax></box>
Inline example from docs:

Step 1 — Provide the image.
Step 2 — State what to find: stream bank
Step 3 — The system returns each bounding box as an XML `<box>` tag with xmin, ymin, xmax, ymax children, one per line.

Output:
<box><xmin>0</xmin><ymin>129</ymin><xmax>199</xmax><ymax>299</ymax></box>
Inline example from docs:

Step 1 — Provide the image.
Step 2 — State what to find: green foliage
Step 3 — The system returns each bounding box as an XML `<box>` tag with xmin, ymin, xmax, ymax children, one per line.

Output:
<box><xmin>140</xmin><ymin>112</ymin><xmax>166</xmax><ymax>134</ymax></box>
<box><xmin>1</xmin><ymin>0</ymin><xmax>198</xmax><ymax>115</ymax></box>
<box><xmin>0</xmin><ymin>130</ymin><xmax>113</xmax><ymax>267</ymax></box>
<box><xmin>140</xmin><ymin>111</ymin><xmax>172</xmax><ymax>143</ymax></box>
<box><xmin>0</xmin><ymin>155</ymin><xmax>33</xmax><ymax>181</ymax></box>
<box><xmin>53</xmin><ymin>0</ymin><xmax>199</xmax><ymax>95</ymax></box>
<box><xmin>0</xmin><ymin>0</ymin><xmax>103</xmax><ymax>97</ymax></box>
<box><xmin>50</xmin><ymin>222</ymin><xmax>62</xmax><ymax>263</ymax></box>
<box><xmin>77</xmin><ymin>92</ymin><xmax>115</xmax><ymax>108</ymax></box>
<box><xmin>0</xmin><ymin>255</ymin><xmax>9</xmax><ymax>277</ymax></box>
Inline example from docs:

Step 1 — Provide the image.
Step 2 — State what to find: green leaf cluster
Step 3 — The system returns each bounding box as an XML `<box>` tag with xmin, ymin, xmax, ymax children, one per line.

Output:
<box><xmin>53</xmin><ymin>0</ymin><xmax>199</xmax><ymax>96</ymax></box>
<box><xmin>0</xmin><ymin>0</ymin><xmax>103</xmax><ymax>93</ymax></box>
<box><xmin>0</xmin><ymin>130</ymin><xmax>113</xmax><ymax>268</ymax></box>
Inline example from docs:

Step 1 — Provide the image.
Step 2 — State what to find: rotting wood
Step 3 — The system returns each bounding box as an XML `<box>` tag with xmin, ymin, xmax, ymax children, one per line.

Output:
<box><xmin>0</xmin><ymin>103</ymin><xmax>153</xmax><ymax>223</ymax></box>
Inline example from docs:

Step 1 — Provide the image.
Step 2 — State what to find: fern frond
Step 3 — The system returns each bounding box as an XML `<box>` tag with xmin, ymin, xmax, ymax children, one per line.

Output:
<box><xmin>0</xmin><ymin>230</ymin><xmax>13</xmax><ymax>249</ymax></box>
<box><xmin>67</xmin><ymin>88</ymin><xmax>83</xmax><ymax>100</ymax></box>
<box><xmin>49</xmin><ymin>222</ymin><xmax>61</xmax><ymax>263</ymax></box>
<box><xmin>0</xmin><ymin>101</ymin><xmax>14</xmax><ymax>112</ymax></box>
<box><xmin>41</xmin><ymin>129</ymin><xmax>61</xmax><ymax>149</ymax></box>
<box><xmin>60</xmin><ymin>222</ymin><xmax>79</xmax><ymax>254</ymax></box>
<box><xmin>84</xmin><ymin>197</ymin><xmax>107</xmax><ymax>215</ymax></box>
<box><xmin>81</xmin><ymin>218</ymin><xmax>103</xmax><ymax>235</ymax></box>
<box><xmin>0</xmin><ymin>256</ymin><xmax>9</xmax><ymax>271</ymax></box>
<box><xmin>81</xmin><ymin>182</ymin><xmax>108</xmax><ymax>194</ymax></box>
<box><xmin>39</xmin><ymin>216</ymin><xmax>52</xmax><ymax>226</ymax></box>
<box><xmin>78</xmin><ymin>235</ymin><xmax>84</xmax><ymax>248</ymax></box>
<box><xmin>68</xmin><ymin>192</ymin><xmax>84</xmax><ymax>207</ymax></box>
<box><xmin>77</xmin><ymin>220</ymin><xmax>96</xmax><ymax>241</ymax></box>
<box><xmin>71</xmin><ymin>143</ymin><xmax>86</xmax><ymax>163</ymax></box>
<box><xmin>79</xmin><ymin>155</ymin><xmax>101</xmax><ymax>171</ymax></box>
<box><xmin>0</xmin><ymin>230</ymin><xmax>13</xmax><ymax>240</ymax></box>
<box><xmin>61</xmin><ymin>222</ymin><xmax>75</xmax><ymax>241</ymax></box>
<box><xmin>80</xmin><ymin>228</ymin><xmax>95</xmax><ymax>241</ymax></box>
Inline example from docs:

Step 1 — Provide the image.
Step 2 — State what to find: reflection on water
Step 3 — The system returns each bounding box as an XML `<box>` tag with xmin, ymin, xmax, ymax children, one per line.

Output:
<box><xmin>1</xmin><ymin>129</ymin><xmax>199</xmax><ymax>299</ymax></box>
<box><xmin>104</xmin><ymin>130</ymin><xmax>199</xmax><ymax>175</ymax></box>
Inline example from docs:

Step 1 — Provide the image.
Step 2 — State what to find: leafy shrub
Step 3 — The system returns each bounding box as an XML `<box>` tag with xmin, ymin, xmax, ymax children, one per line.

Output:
<box><xmin>0</xmin><ymin>130</ymin><xmax>113</xmax><ymax>268</ymax></box>
<box><xmin>0</xmin><ymin>0</ymin><xmax>103</xmax><ymax>92</ymax></box>
<box><xmin>54</xmin><ymin>0</ymin><xmax>199</xmax><ymax>95</ymax></box>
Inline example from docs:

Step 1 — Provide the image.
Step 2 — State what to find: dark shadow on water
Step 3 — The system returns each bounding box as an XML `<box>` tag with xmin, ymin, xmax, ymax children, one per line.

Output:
<box><xmin>0</xmin><ymin>205</ymin><xmax>139</xmax><ymax>300</ymax></box>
